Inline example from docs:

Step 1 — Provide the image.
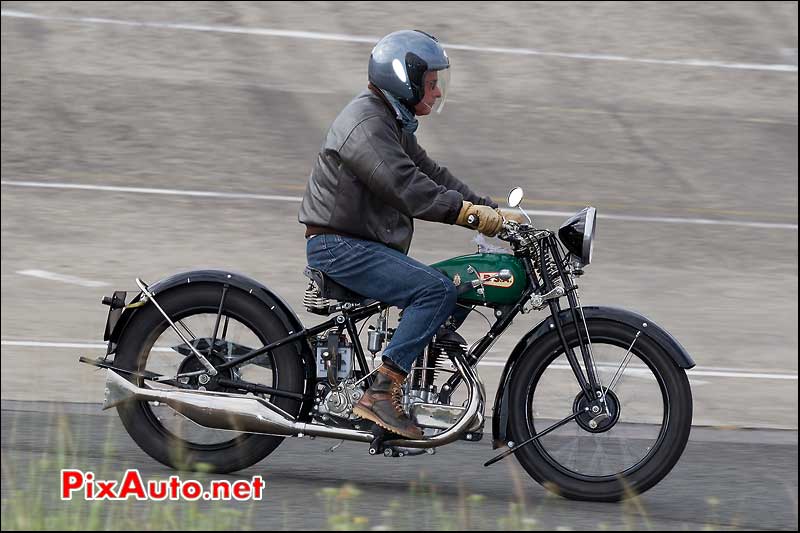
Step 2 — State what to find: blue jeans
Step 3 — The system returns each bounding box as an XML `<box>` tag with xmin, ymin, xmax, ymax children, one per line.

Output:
<box><xmin>306</xmin><ymin>234</ymin><xmax>469</xmax><ymax>373</ymax></box>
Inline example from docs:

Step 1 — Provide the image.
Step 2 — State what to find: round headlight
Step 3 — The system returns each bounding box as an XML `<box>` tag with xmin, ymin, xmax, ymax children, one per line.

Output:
<box><xmin>557</xmin><ymin>207</ymin><xmax>597</xmax><ymax>265</ymax></box>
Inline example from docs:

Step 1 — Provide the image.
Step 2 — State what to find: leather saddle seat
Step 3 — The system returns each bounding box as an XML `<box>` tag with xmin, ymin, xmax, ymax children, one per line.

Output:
<box><xmin>303</xmin><ymin>266</ymin><xmax>377</xmax><ymax>306</ymax></box>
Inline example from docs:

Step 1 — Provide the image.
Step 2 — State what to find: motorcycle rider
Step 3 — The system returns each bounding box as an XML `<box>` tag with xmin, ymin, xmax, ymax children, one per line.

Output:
<box><xmin>299</xmin><ymin>30</ymin><xmax>508</xmax><ymax>439</ymax></box>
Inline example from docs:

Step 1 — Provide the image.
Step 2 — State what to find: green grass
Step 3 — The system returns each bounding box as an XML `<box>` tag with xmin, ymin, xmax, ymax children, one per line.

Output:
<box><xmin>1</xmin><ymin>452</ymin><xmax>726</xmax><ymax>531</ymax></box>
<box><xmin>1</xmin><ymin>410</ymin><xmax>252</xmax><ymax>531</ymax></box>
<box><xmin>1</xmin><ymin>409</ymin><xmax>737</xmax><ymax>531</ymax></box>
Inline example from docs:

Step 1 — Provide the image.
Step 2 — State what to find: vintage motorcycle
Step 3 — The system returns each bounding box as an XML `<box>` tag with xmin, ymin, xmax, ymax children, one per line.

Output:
<box><xmin>80</xmin><ymin>187</ymin><xmax>693</xmax><ymax>502</ymax></box>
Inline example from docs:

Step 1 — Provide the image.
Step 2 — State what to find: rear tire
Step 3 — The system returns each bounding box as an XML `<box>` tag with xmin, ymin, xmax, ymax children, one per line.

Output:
<box><xmin>114</xmin><ymin>283</ymin><xmax>304</xmax><ymax>473</ymax></box>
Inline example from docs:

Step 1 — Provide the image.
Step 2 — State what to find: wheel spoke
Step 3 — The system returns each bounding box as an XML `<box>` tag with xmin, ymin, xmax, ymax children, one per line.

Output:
<box><xmin>209</xmin><ymin>286</ymin><xmax>229</xmax><ymax>351</ymax></box>
<box><xmin>587</xmin><ymin>437</ymin><xmax>605</xmax><ymax>474</ymax></box>
<box><xmin>221</xmin><ymin>315</ymin><xmax>230</xmax><ymax>341</ymax></box>
<box><xmin>140</xmin><ymin>311</ymin><xmax>274</xmax><ymax>447</ymax></box>
<box><xmin>177</xmin><ymin>320</ymin><xmax>197</xmax><ymax>341</ymax></box>
<box><xmin>526</xmin><ymin>335</ymin><xmax>667</xmax><ymax>478</ymax></box>
<box><xmin>608</xmin><ymin>331</ymin><xmax>641</xmax><ymax>393</ymax></box>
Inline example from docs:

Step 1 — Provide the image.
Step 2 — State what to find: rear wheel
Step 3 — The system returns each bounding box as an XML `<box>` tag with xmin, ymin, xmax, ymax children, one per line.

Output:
<box><xmin>114</xmin><ymin>284</ymin><xmax>304</xmax><ymax>473</ymax></box>
<box><xmin>508</xmin><ymin>319</ymin><xmax>692</xmax><ymax>501</ymax></box>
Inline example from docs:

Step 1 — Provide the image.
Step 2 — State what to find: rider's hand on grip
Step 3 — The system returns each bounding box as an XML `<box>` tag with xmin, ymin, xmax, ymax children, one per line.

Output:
<box><xmin>456</xmin><ymin>201</ymin><xmax>503</xmax><ymax>237</ymax></box>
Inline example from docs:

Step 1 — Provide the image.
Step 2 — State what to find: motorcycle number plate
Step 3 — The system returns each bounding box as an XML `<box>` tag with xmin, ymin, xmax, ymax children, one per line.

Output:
<box><xmin>103</xmin><ymin>291</ymin><xmax>127</xmax><ymax>342</ymax></box>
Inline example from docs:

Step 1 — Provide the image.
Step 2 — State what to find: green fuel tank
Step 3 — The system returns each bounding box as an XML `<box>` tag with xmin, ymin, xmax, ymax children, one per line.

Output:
<box><xmin>431</xmin><ymin>253</ymin><xmax>528</xmax><ymax>306</ymax></box>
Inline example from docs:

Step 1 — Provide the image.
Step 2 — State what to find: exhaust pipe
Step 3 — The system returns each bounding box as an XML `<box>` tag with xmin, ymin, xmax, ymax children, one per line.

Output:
<box><xmin>103</xmin><ymin>370</ymin><xmax>374</xmax><ymax>443</ymax></box>
<box><xmin>103</xmin><ymin>350</ymin><xmax>484</xmax><ymax>449</ymax></box>
<box><xmin>382</xmin><ymin>352</ymin><xmax>484</xmax><ymax>449</ymax></box>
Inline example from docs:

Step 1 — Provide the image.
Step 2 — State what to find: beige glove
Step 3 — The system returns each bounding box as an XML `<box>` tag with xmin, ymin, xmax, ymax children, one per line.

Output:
<box><xmin>456</xmin><ymin>201</ymin><xmax>504</xmax><ymax>237</ymax></box>
<box><xmin>497</xmin><ymin>208</ymin><xmax>529</xmax><ymax>224</ymax></box>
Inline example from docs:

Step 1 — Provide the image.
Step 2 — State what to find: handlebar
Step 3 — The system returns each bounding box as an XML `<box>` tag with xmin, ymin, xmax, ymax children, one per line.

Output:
<box><xmin>464</xmin><ymin>213</ymin><xmax>534</xmax><ymax>242</ymax></box>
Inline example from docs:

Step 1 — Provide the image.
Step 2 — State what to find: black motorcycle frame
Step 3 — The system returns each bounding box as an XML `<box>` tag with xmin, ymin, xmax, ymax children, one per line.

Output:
<box><xmin>84</xmin><ymin>227</ymin><xmax>696</xmax><ymax>454</ymax></box>
<box><xmin>111</xmin><ymin>232</ymin><xmax>604</xmax><ymax>421</ymax></box>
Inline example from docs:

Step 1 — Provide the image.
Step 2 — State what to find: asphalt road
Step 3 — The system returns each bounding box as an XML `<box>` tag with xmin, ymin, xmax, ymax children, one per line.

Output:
<box><xmin>1</xmin><ymin>2</ymin><xmax>798</xmax><ymax>530</ymax></box>
<box><xmin>1</xmin><ymin>400</ymin><xmax>797</xmax><ymax>530</ymax></box>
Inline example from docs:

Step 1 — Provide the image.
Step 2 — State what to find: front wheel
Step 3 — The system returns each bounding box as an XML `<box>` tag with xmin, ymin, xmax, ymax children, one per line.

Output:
<box><xmin>508</xmin><ymin>319</ymin><xmax>692</xmax><ymax>501</ymax></box>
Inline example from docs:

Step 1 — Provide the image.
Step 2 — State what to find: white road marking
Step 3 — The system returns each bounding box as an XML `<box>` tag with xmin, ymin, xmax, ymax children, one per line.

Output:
<box><xmin>526</xmin><ymin>209</ymin><xmax>798</xmax><ymax>230</ymax></box>
<box><xmin>1</xmin><ymin>340</ymin><xmax>797</xmax><ymax>380</ymax></box>
<box><xmin>475</xmin><ymin>359</ymin><xmax>797</xmax><ymax>380</ymax></box>
<box><xmin>1</xmin><ymin>9</ymin><xmax>796</xmax><ymax>73</ymax></box>
<box><xmin>0</xmin><ymin>180</ymin><xmax>300</xmax><ymax>203</ymax></box>
<box><xmin>1</xmin><ymin>340</ymin><xmax>178</xmax><ymax>354</ymax></box>
<box><xmin>2</xmin><ymin>180</ymin><xmax>796</xmax><ymax>231</ymax></box>
<box><xmin>16</xmin><ymin>270</ymin><xmax>109</xmax><ymax>288</ymax></box>
<box><xmin>2</xmin><ymin>341</ymin><xmax>108</xmax><ymax>350</ymax></box>
<box><xmin>442</xmin><ymin>42</ymin><xmax>798</xmax><ymax>73</ymax></box>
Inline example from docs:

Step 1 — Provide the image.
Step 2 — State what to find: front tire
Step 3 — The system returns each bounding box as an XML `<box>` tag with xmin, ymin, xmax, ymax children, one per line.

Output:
<box><xmin>508</xmin><ymin>319</ymin><xmax>692</xmax><ymax>501</ymax></box>
<box><xmin>114</xmin><ymin>283</ymin><xmax>304</xmax><ymax>473</ymax></box>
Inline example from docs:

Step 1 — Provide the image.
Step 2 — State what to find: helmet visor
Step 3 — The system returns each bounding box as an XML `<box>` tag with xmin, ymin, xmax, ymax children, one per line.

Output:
<box><xmin>434</xmin><ymin>67</ymin><xmax>450</xmax><ymax>114</ymax></box>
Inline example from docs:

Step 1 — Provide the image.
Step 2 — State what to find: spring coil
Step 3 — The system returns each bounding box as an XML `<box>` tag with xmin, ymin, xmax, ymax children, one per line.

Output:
<box><xmin>303</xmin><ymin>281</ymin><xmax>333</xmax><ymax>312</ymax></box>
<box><xmin>529</xmin><ymin>238</ymin><xmax>564</xmax><ymax>290</ymax></box>
<box><xmin>415</xmin><ymin>338</ymin><xmax>465</xmax><ymax>390</ymax></box>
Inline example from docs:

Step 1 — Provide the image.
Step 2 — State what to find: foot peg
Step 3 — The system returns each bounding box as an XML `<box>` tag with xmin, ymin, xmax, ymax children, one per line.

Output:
<box><xmin>382</xmin><ymin>446</ymin><xmax>432</xmax><ymax>458</ymax></box>
<box><xmin>367</xmin><ymin>425</ymin><xmax>433</xmax><ymax>458</ymax></box>
<box><xmin>368</xmin><ymin>425</ymin><xmax>389</xmax><ymax>455</ymax></box>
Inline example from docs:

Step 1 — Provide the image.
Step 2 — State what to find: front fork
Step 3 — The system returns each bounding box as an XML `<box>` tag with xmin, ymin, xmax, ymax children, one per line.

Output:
<box><xmin>536</xmin><ymin>237</ymin><xmax>607</xmax><ymax>409</ymax></box>
<box><xmin>486</xmin><ymin>239</ymin><xmax>611</xmax><ymax>467</ymax></box>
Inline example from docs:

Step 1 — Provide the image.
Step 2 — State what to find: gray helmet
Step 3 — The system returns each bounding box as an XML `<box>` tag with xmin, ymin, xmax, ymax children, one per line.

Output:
<box><xmin>368</xmin><ymin>30</ymin><xmax>451</xmax><ymax>113</ymax></box>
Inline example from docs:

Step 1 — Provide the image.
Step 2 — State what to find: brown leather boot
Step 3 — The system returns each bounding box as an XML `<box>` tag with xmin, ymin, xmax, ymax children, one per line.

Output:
<box><xmin>352</xmin><ymin>364</ymin><xmax>423</xmax><ymax>440</ymax></box>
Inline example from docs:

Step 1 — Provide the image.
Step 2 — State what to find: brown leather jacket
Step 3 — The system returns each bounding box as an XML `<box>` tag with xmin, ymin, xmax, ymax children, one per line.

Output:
<box><xmin>298</xmin><ymin>85</ymin><xmax>497</xmax><ymax>254</ymax></box>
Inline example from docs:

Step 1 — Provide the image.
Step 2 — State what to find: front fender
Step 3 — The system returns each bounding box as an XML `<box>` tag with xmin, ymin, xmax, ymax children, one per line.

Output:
<box><xmin>491</xmin><ymin>306</ymin><xmax>695</xmax><ymax>447</ymax></box>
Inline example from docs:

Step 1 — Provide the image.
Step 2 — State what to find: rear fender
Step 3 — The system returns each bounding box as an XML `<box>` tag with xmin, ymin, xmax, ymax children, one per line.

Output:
<box><xmin>104</xmin><ymin>270</ymin><xmax>316</xmax><ymax>417</ymax></box>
